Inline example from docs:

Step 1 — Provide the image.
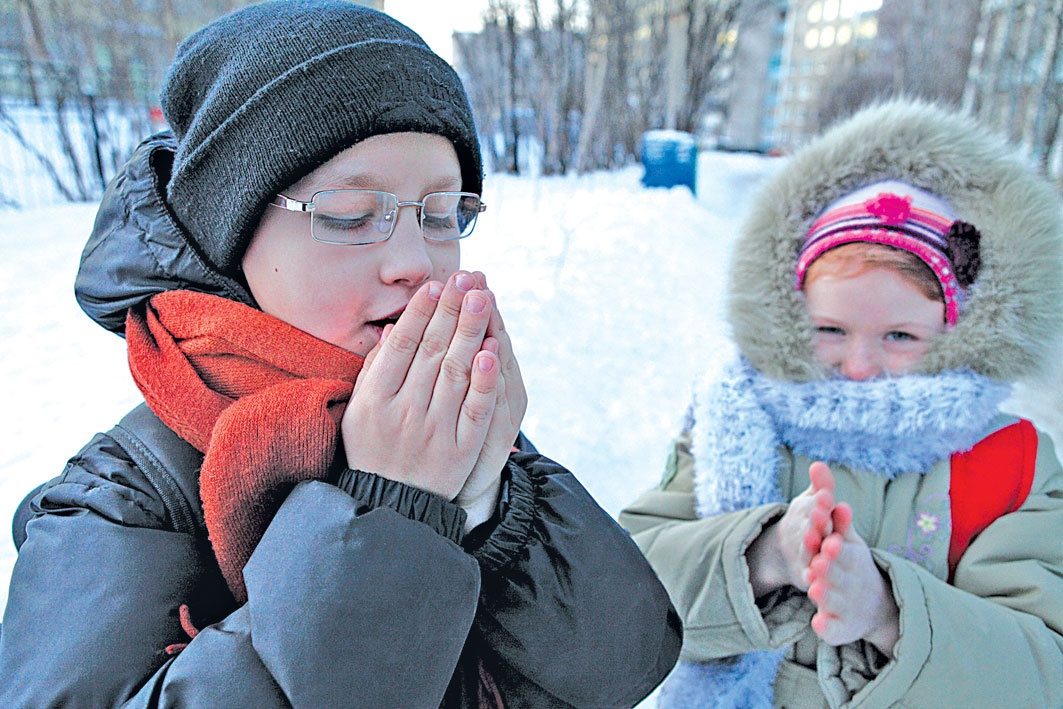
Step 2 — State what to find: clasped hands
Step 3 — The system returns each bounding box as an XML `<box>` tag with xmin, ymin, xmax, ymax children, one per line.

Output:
<box><xmin>341</xmin><ymin>271</ymin><xmax>527</xmax><ymax>533</ymax></box>
<box><xmin>746</xmin><ymin>462</ymin><xmax>900</xmax><ymax>657</ymax></box>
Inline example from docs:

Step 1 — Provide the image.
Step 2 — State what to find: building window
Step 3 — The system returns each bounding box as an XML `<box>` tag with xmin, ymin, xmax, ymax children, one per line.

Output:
<box><xmin>823</xmin><ymin>0</ymin><xmax>839</xmax><ymax>21</ymax></box>
<box><xmin>805</xmin><ymin>27</ymin><xmax>820</xmax><ymax>49</ymax></box>
<box><xmin>820</xmin><ymin>25</ymin><xmax>836</xmax><ymax>47</ymax></box>
<box><xmin>837</xmin><ymin>24</ymin><xmax>852</xmax><ymax>44</ymax></box>
<box><xmin>857</xmin><ymin>17</ymin><xmax>878</xmax><ymax>39</ymax></box>
<box><xmin>808</xmin><ymin>1</ymin><xmax>823</xmax><ymax>23</ymax></box>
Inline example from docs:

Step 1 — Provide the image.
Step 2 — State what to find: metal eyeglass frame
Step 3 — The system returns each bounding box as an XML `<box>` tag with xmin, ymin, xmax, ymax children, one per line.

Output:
<box><xmin>268</xmin><ymin>189</ymin><xmax>487</xmax><ymax>245</ymax></box>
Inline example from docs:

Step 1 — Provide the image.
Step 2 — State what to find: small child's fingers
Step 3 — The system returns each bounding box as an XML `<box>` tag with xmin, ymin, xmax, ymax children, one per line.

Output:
<box><xmin>809</xmin><ymin>461</ymin><xmax>835</xmax><ymax>493</ymax></box>
<box><xmin>804</xmin><ymin>526</ymin><xmax>823</xmax><ymax>557</ymax></box>
<box><xmin>808</xmin><ymin>552</ymin><xmax>832</xmax><ymax>581</ymax></box>
<box><xmin>811</xmin><ymin>610</ymin><xmax>833</xmax><ymax>635</ymax></box>
<box><xmin>821</xmin><ymin>533</ymin><xmax>844</xmax><ymax>561</ymax></box>
<box><xmin>831</xmin><ymin>503</ymin><xmax>854</xmax><ymax>538</ymax></box>
<box><xmin>807</xmin><ymin>577</ymin><xmax>829</xmax><ymax>604</ymax></box>
<box><xmin>810</xmin><ymin>500</ymin><xmax>833</xmax><ymax>530</ymax></box>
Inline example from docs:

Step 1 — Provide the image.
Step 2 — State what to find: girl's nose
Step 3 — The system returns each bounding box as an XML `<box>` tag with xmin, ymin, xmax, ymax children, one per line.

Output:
<box><xmin>379</xmin><ymin>208</ymin><xmax>433</xmax><ymax>286</ymax></box>
<box><xmin>840</xmin><ymin>340</ymin><xmax>882</xmax><ymax>381</ymax></box>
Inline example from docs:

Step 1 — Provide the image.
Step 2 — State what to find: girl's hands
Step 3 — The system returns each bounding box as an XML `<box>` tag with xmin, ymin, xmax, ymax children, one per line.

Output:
<box><xmin>746</xmin><ymin>462</ymin><xmax>899</xmax><ymax>657</ymax></box>
<box><xmin>341</xmin><ymin>272</ymin><xmax>499</xmax><ymax>501</ymax></box>
<box><xmin>807</xmin><ymin>504</ymin><xmax>900</xmax><ymax>657</ymax></box>
<box><xmin>747</xmin><ymin>462</ymin><xmax>837</xmax><ymax>596</ymax></box>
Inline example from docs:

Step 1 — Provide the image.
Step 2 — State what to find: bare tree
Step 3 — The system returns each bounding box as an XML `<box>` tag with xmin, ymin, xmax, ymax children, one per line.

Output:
<box><xmin>964</xmin><ymin>0</ymin><xmax>1063</xmax><ymax>183</ymax></box>
<box><xmin>1</xmin><ymin>0</ymin><xmax>257</xmax><ymax>203</ymax></box>
<box><xmin>673</xmin><ymin>0</ymin><xmax>768</xmax><ymax>134</ymax></box>
<box><xmin>874</xmin><ymin>0</ymin><xmax>982</xmax><ymax>106</ymax></box>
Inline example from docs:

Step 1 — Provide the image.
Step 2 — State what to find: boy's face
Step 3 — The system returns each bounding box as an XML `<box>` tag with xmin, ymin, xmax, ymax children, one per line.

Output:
<box><xmin>242</xmin><ymin>132</ymin><xmax>462</xmax><ymax>356</ymax></box>
<box><xmin>804</xmin><ymin>267</ymin><xmax>946</xmax><ymax>380</ymax></box>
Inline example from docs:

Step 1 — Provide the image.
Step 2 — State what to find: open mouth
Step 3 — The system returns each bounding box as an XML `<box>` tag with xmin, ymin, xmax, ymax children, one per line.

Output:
<box><xmin>367</xmin><ymin>307</ymin><xmax>405</xmax><ymax>330</ymax></box>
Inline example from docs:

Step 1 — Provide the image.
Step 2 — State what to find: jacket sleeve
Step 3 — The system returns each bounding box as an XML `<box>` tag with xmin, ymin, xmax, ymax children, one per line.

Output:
<box><xmin>618</xmin><ymin>431</ymin><xmax>814</xmax><ymax>662</ymax></box>
<box><xmin>468</xmin><ymin>451</ymin><xmax>683</xmax><ymax>708</ymax></box>
<box><xmin>817</xmin><ymin>429</ymin><xmax>1063</xmax><ymax>708</ymax></box>
<box><xmin>0</xmin><ymin>433</ymin><xmax>481</xmax><ymax>708</ymax></box>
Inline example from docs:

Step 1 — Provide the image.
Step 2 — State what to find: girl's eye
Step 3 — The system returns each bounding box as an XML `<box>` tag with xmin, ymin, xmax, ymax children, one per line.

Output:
<box><xmin>815</xmin><ymin>326</ymin><xmax>845</xmax><ymax>336</ymax></box>
<box><xmin>885</xmin><ymin>331</ymin><xmax>917</xmax><ymax>342</ymax></box>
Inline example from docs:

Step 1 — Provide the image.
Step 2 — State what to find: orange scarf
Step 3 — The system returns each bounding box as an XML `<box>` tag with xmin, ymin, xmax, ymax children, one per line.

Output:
<box><xmin>125</xmin><ymin>290</ymin><xmax>364</xmax><ymax>603</ymax></box>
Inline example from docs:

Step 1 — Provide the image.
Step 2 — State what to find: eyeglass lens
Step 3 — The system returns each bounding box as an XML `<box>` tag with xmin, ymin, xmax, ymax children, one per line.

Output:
<box><xmin>311</xmin><ymin>190</ymin><xmax>481</xmax><ymax>245</ymax></box>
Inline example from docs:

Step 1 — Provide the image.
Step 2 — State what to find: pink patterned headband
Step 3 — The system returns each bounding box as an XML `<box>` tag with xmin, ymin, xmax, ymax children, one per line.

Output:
<box><xmin>795</xmin><ymin>180</ymin><xmax>981</xmax><ymax>328</ymax></box>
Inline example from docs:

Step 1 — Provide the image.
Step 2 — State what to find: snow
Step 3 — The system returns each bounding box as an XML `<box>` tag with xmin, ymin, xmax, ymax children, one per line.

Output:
<box><xmin>2</xmin><ymin>148</ymin><xmax>1060</xmax><ymax>645</ymax></box>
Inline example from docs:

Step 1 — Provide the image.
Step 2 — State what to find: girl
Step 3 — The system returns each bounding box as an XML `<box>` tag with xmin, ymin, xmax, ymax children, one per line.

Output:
<box><xmin>621</xmin><ymin>100</ymin><xmax>1063</xmax><ymax>707</ymax></box>
<box><xmin>0</xmin><ymin>2</ymin><xmax>681</xmax><ymax>706</ymax></box>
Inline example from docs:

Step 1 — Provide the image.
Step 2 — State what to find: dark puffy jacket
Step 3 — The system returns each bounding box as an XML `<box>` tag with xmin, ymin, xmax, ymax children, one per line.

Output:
<box><xmin>0</xmin><ymin>136</ymin><xmax>682</xmax><ymax>707</ymax></box>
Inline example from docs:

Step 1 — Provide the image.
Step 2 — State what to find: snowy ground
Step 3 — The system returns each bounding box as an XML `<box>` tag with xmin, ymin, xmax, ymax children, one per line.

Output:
<box><xmin>2</xmin><ymin>148</ymin><xmax>1060</xmax><ymax>638</ymax></box>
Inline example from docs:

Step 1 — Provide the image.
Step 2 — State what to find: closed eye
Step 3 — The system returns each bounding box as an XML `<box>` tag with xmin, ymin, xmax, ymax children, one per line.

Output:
<box><xmin>815</xmin><ymin>325</ymin><xmax>845</xmax><ymax>336</ymax></box>
<box><xmin>885</xmin><ymin>331</ymin><xmax>918</xmax><ymax>342</ymax></box>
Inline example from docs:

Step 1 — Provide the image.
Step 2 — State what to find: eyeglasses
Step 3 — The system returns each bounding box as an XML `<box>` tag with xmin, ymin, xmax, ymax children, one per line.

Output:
<box><xmin>269</xmin><ymin>189</ymin><xmax>486</xmax><ymax>245</ymax></box>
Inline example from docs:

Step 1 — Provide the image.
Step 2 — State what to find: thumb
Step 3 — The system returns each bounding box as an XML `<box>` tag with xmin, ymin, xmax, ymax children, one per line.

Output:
<box><xmin>355</xmin><ymin>324</ymin><xmax>391</xmax><ymax>388</ymax></box>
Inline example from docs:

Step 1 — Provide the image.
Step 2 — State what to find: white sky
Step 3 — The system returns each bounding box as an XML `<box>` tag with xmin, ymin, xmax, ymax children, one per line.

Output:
<box><xmin>384</xmin><ymin>0</ymin><xmax>491</xmax><ymax>64</ymax></box>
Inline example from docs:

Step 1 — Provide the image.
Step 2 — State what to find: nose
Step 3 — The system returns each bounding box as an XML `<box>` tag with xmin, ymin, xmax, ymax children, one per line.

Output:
<box><xmin>378</xmin><ymin>206</ymin><xmax>433</xmax><ymax>287</ymax></box>
<box><xmin>839</xmin><ymin>339</ymin><xmax>882</xmax><ymax>381</ymax></box>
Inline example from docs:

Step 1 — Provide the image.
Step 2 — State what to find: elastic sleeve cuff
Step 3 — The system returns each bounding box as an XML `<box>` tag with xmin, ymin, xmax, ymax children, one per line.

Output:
<box><xmin>816</xmin><ymin>549</ymin><xmax>931</xmax><ymax>707</ymax></box>
<box><xmin>334</xmin><ymin>468</ymin><xmax>468</xmax><ymax>544</ymax></box>
<box><xmin>468</xmin><ymin>456</ymin><xmax>541</xmax><ymax>572</ymax></box>
<box><xmin>721</xmin><ymin>504</ymin><xmax>814</xmax><ymax>650</ymax></box>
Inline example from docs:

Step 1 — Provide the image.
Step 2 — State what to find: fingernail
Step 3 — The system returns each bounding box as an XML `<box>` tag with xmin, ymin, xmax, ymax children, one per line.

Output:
<box><xmin>428</xmin><ymin>282</ymin><xmax>442</xmax><ymax>300</ymax></box>
<box><xmin>477</xmin><ymin>354</ymin><xmax>495</xmax><ymax>372</ymax></box>
<box><xmin>466</xmin><ymin>293</ymin><xmax>487</xmax><ymax>314</ymax></box>
<box><xmin>381</xmin><ymin>323</ymin><xmax>394</xmax><ymax>341</ymax></box>
<box><xmin>456</xmin><ymin>272</ymin><xmax>475</xmax><ymax>292</ymax></box>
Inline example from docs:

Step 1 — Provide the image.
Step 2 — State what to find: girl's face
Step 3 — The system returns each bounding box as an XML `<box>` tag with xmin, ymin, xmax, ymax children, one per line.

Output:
<box><xmin>805</xmin><ymin>267</ymin><xmax>946</xmax><ymax>380</ymax></box>
<box><xmin>242</xmin><ymin>132</ymin><xmax>462</xmax><ymax>356</ymax></box>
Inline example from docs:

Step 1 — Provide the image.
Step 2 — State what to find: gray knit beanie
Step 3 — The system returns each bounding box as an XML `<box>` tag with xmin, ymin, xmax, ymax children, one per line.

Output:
<box><xmin>161</xmin><ymin>0</ymin><xmax>483</xmax><ymax>277</ymax></box>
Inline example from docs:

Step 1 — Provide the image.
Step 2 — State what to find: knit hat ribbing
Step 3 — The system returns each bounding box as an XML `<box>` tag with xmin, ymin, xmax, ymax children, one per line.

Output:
<box><xmin>161</xmin><ymin>0</ymin><xmax>483</xmax><ymax>277</ymax></box>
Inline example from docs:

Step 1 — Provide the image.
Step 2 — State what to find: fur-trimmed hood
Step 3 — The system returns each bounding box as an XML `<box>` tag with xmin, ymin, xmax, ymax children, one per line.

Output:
<box><xmin>727</xmin><ymin>100</ymin><xmax>1063</xmax><ymax>383</ymax></box>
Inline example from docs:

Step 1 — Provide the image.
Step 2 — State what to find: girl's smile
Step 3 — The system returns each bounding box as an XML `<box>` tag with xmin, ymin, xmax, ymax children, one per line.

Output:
<box><xmin>805</xmin><ymin>267</ymin><xmax>946</xmax><ymax>380</ymax></box>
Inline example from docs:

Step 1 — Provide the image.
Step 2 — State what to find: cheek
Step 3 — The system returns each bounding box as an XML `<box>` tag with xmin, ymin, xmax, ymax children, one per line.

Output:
<box><xmin>885</xmin><ymin>342</ymin><xmax>932</xmax><ymax>373</ymax></box>
<box><xmin>429</xmin><ymin>243</ymin><xmax>460</xmax><ymax>280</ymax></box>
<box><xmin>812</xmin><ymin>337</ymin><xmax>841</xmax><ymax>366</ymax></box>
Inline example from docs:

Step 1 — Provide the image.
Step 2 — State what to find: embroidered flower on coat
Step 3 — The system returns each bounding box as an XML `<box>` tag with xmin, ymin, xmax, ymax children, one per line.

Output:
<box><xmin>864</xmin><ymin>192</ymin><xmax>912</xmax><ymax>225</ymax></box>
<box><xmin>916</xmin><ymin>512</ymin><xmax>940</xmax><ymax>534</ymax></box>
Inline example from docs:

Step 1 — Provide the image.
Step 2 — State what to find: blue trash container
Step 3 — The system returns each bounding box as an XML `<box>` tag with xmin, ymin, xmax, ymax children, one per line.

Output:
<box><xmin>640</xmin><ymin>130</ymin><xmax>697</xmax><ymax>194</ymax></box>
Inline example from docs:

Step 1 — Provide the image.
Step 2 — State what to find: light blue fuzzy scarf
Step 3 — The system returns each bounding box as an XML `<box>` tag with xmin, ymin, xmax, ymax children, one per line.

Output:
<box><xmin>657</xmin><ymin>353</ymin><xmax>1010</xmax><ymax>708</ymax></box>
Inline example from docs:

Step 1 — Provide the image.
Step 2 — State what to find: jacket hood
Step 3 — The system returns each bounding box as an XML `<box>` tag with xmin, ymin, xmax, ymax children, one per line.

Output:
<box><xmin>75</xmin><ymin>133</ymin><xmax>255</xmax><ymax>336</ymax></box>
<box><xmin>727</xmin><ymin>99</ymin><xmax>1063</xmax><ymax>383</ymax></box>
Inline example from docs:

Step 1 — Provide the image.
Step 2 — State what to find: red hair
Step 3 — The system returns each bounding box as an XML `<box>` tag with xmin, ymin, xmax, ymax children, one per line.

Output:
<box><xmin>803</xmin><ymin>242</ymin><xmax>944</xmax><ymax>303</ymax></box>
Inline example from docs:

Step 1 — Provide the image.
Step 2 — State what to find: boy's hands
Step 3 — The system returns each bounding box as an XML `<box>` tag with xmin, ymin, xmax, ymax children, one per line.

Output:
<box><xmin>341</xmin><ymin>271</ymin><xmax>526</xmax><ymax>530</ymax></box>
<box><xmin>342</xmin><ymin>271</ymin><xmax>498</xmax><ymax>501</ymax></box>
<box><xmin>453</xmin><ymin>272</ymin><xmax>527</xmax><ymax>528</ymax></box>
<box><xmin>747</xmin><ymin>462</ymin><xmax>836</xmax><ymax>596</ymax></box>
<box><xmin>807</xmin><ymin>504</ymin><xmax>900</xmax><ymax>657</ymax></box>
